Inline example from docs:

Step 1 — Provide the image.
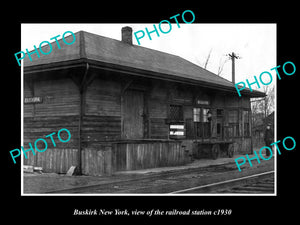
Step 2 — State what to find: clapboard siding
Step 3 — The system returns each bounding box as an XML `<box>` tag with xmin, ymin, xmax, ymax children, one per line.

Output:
<box><xmin>23</xmin><ymin>78</ymin><xmax>80</xmax><ymax>117</ymax></box>
<box><xmin>171</xmin><ymin>85</ymin><xmax>193</xmax><ymax>105</ymax></box>
<box><xmin>148</xmin><ymin>99</ymin><xmax>168</xmax><ymax>118</ymax></box>
<box><xmin>149</xmin><ymin>118</ymin><xmax>168</xmax><ymax>139</ymax></box>
<box><xmin>24</xmin><ymin>116</ymin><xmax>79</xmax><ymax>128</ymax></box>
<box><xmin>85</xmin><ymin>78</ymin><xmax>121</xmax><ymax>116</ymax></box>
<box><xmin>81</xmin><ymin>115</ymin><xmax>121</xmax><ymax>146</ymax></box>
<box><xmin>34</xmin><ymin>78</ymin><xmax>79</xmax><ymax>116</ymax></box>
<box><xmin>23</xmin><ymin>116</ymin><xmax>79</xmax><ymax>157</ymax></box>
<box><xmin>24</xmin><ymin>81</ymin><xmax>34</xmax><ymax>117</ymax></box>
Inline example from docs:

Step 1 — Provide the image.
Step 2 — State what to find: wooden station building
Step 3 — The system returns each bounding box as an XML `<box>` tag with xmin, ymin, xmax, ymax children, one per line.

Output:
<box><xmin>23</xmin><ymin>26</ymin><xmax>265</xmax><ymax>175</ymax></box>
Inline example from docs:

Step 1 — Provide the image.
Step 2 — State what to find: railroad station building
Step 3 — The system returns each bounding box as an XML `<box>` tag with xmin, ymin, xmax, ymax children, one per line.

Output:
<box><xmin>23</xmin><ymin>26</ymin><xmax>265</xmax><ymax>176</ymax></box>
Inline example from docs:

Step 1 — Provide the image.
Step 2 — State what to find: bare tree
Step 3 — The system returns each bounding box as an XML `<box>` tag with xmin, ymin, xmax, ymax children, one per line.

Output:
<box><xmin>251</xmin><ymin>85</ymin><xmax>275</xmax><ymax>148</ymax></box>
<box><xmin>251</xmin><ymin>84</ymin><xmax>275</xmax><ymax>124</ymax></box>
<box><xmin>261</xmin><ymin>85</ymin><xmax>275</xmax><ymax>117</ymax></box>
<box><xmin>193</xmin><ymin>50</ymin><xmax>229</xmax><ymax>77</ymax></box>
<box><xmin>204</xmin><ymin>48</ymin><xmax>213</xmax><ymax>69</ymax></box>
<box><xmin>264</xmin><ymin>85</ymin><xmax>275</xmax><ymax>116</ymax></box>
<box><xmin>217</xmin><ymin>57</ymin><xmax>229</xmax><ymax>76</ymax></box>
<box><xmin>193</xmin><ymin>48</ymin><xmax>213</xmax><ymax>70</ymax></box>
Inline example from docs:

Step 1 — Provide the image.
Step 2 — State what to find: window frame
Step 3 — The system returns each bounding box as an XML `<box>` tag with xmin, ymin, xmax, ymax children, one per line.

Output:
<box><xmin>168</xmin><ymin>104</ymin><xmax>184</xmax><ymax>122</ymax></box>
<box><xmin>228</xmin><ymin>109</ymin><xmax>240</xmax><ymax>137</ymax></box>
<box><xmin>193</xmin><ymin>107</ymin><xmax>211</xmax><ymax>138</ymax></box>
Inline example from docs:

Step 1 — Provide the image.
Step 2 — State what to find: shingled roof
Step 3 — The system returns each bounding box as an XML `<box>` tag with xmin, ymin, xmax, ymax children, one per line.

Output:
<box><xmin>24</xmin><ymin>30</ymin><xmax>265</xmax><ymax>97</ymax></box>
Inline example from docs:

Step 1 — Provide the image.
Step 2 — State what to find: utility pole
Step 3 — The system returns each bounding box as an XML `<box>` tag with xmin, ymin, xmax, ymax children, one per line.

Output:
<box><xmin>228</xmin><ymin>52</ymin><xmax>240</xmax><ymax>84</ymax></box>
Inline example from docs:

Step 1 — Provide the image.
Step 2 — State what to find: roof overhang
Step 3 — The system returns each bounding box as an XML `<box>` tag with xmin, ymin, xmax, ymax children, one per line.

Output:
<box><xmin>24</xmin><ymin>58</ymin><xmax>266</xmax><ymax>98</ymax></box>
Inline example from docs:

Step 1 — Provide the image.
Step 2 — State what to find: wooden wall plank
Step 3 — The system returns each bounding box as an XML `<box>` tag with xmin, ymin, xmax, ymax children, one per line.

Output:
<box><xmin>81</xmin><ymin>115</ymin><xmax>121</xmax><ymax>146</ymax></box>
<box><xmin>112</xmin><ymin>141</ymin><xmax>188</xmax><ymax>172</ymax></box>
<box><xmin>23</xmin><ymin>115</ymin><xmax>79</xmax><ymax>149</ymax></box>
<box><xmin>85</xmin><ymin>78</ymin><xmax>121</xmax><ymax>117</ymax></box>
<box><xmin>28</xmin><ymin>78</ymin><xmax>80</xmax><ymax>117</ymax></box>
<box><xmin>24</xmin><ymin>148</ymin><xmax>79</xmax><ymax>173</ymax></box>
<box><xmin>81</xmin><ymin>146</ymin><xmax>113</xmax><ymax>176</ymax></box>
<box><xmin>149</xmin><ymin>118</ymin><xmax>168</xmax><ymax>139</ymax></box>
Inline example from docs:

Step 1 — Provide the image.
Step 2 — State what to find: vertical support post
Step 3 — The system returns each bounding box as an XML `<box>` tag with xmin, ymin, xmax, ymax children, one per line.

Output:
<box><xmin>249</xmin><ymin>109</ymin><xmax>253</xmax><ymax>154</ymax></box>
<box><xmin>264</xmin><ymin>96</ymin><xmax>267</xmax><ymax>122</ymax></box>
<box><xmin>77</xmin><ymin>63</ymin><xmax>89</xmax><ymax>175</ymax></box>
<box><xmin>78</xmin><ymin>91</ymin><xmax>83</xmax><ymax>175</ymax></box>
<box><xmin>232</xmin><ymin>52</ymin><xmax>235</xmax><ymax>84</ymax></box>
<box><xmin>120</xmin><ymin>79</ymin><xmax>133</xmax><ymax>139</ymax></box>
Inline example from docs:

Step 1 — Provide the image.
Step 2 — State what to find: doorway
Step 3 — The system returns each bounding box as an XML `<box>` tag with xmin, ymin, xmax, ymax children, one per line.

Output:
<box><xmin>122</xmin><ymin>90</ymin><xmax>144</xmax><ymax>139</ymax></box>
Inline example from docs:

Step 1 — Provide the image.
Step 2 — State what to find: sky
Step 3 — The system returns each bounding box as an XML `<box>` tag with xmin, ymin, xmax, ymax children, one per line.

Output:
<box><xmin>21</xmin><ymin>23</ymin><xmax>276</xmax><ymax>90</ymax></box>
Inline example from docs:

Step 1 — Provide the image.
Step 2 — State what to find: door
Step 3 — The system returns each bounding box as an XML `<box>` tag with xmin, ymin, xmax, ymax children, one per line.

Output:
<box><xmin>216</xmin><ymin>109</ymin><xmax>224</xmax><ymax>140</ymax></box>
<box><xmin>122</xmin><ymin>90</ymin><xmax>144</xmax><ymax>139</ymax></box>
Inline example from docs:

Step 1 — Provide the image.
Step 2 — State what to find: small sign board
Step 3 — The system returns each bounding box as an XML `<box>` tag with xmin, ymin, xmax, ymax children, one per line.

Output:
<box><xmin>24</xmin><ymin>97</ymin><xmax>42</xmax><ymax>104</ymax></box>
<box><xmin>196</xmin><ymin>100</ymin><xmax>209</xmax><ymax>105</ymax></box>
<box><xmin>169</xmin><ymin>123</ymin><xmax>185</xmax><ymax>139</ymax></box>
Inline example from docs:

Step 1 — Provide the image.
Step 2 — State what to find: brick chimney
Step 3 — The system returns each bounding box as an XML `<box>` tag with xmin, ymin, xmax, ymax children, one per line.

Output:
<box><xmin>121</xmin><ymin>26</ymin><xmax>133</xmax><ymax>45</ymax></box>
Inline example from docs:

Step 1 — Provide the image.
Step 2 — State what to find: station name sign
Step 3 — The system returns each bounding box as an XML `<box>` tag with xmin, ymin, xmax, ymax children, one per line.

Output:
<box><xmin>24</xmin><ymin>97</ymin><xmax>42</xmax><ymax>104</ymax></box>
<box><xmin>196</xmin><ymin>100</ymin><xmax>209</xmax><ymax>105</ymax></box>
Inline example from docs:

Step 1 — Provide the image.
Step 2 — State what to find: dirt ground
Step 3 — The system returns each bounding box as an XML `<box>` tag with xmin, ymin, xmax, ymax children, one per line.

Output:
<box><xmin>23</xmin><ymin>152</ymin><xmax>275</xmax><ymax>194</ymax></box>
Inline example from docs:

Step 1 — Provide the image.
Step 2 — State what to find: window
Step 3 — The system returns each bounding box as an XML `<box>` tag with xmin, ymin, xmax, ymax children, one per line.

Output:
<box><xmin>228</xmin><ymin>110</ymin><xmax>238</xmax><ymax>123</ymax></box>
<box><xmin>169</xmin><ymin>105</ymin><xmax>183</xmax><ymax>121</ymax></box>
<box><xmin>193</xmin><ymin>108</ymin><xmax>201</xmax><ymax>122</ymax></box>
<box><xmin>193</xmin><ymin>107</ymin><xmax>211</xmax><ymax>138</ymax></box>
<box><xmin>243</xmin><ymin>110</ymin><xmax>250</xmax><ymax>136</ymax></box>
<box><xmin>193</xmin><ymin>108</ymin><xmax>211</xmax><ymax>122</ymax></box>
<box><xmin>169</xmin><ymin>105</ymin><xmax>184</xmax><ymax>139</ymax></box>
<box><xmin>202</xmin><ymin>108</ymin><xmax>210</xmax><ymax>122</ymax></box>
<box><xmin>228</xmin><ymin>110</ymin><xmax>239</xmax><ymax>137</ymax></box>
<box><xmin>217</xmin><ymin>109</ymin><xmax>224</xmax><ymax>117</ymax></box>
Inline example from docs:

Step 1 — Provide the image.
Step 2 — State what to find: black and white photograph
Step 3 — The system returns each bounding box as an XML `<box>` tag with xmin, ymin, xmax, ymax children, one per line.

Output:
<box><xmin>4</xmin><ymin>6</ymin><xmax>298</xmax><ymax>224</ymax></box>
<box><xmin>21</xmin><ymin>23</ymin><xmax>276</xmax><ymax>195</ymax></box>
